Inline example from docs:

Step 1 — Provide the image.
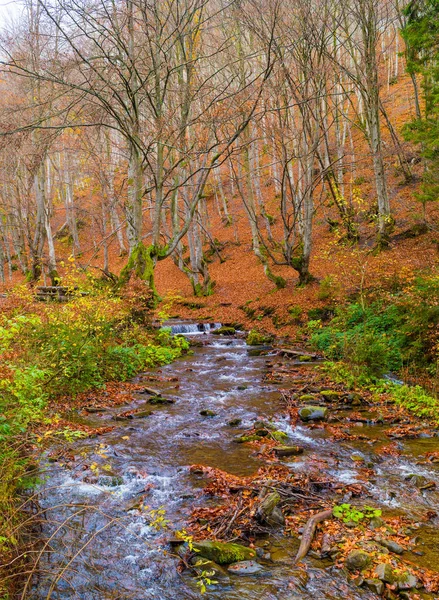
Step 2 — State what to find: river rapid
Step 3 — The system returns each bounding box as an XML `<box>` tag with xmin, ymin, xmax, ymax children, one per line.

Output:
<box><xmin>30</xmin><ymin>324</ymin><xmax>439</xmax><ymax>600</ymax></box>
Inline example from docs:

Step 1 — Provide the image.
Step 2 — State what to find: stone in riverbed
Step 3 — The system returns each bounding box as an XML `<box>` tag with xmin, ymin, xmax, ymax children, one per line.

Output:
<box><xmin>364</xmin><ymin>579</ymin><xmax>384</xmax><ymax>595</ymax></box>
<box><xmin>273</xmin><ymin>445</ymin><xmax>304</xmax><ymax>457</ymax></box>
<box><xmin>345</xmin><ymin>550</ymin><xmax>372</xmax><ymax>572</ymax></box>
<box><xmin>299</xmin><ymin>406</ymin><xmax>328</xmax><ymax>422</ymax></box>
<box><xmin>227</xmin><ymin>560</ymin><xmax>263</xmax><ymax>575</ymax></box>
<box><xmin>298</xmin><ymin>394</ymin><xmax>315</xmax><ymax>402</ymax></box>
<box><xmin>397</xmin><ymin>573</ymin><xmax>418</xmax><ymax>590</ymax></box>
<box><xmin>374</xmin><ymin>563</ymin><xmax>395</xmax><ymax>583</ymax></box>
<box><xmin>148</xmin><ymin>395</ymin><xmax>175</xmax><ymax>405</ymax></box>
<box><xmin>192</xmin><ymin>541</ymin><xmax>256</xmax><ymax>564</ymax></box>
<box><xmin>212</xmin><ymin>326</ymin><xmax>236</xmax><ymax>336</ymax></box>
<box><xmin>320</xmin><ymin>390</ymin><xmax>342</xmax><ymax>401</ymax></box>
<box><xmin>200</xmin><ymin>409</ymin><xmax>217</xmax><ymax>417</ymax></box>
<box><xmin>270</xmin><ymin>430</ymin><xmax>288</xmax><ymax>442</ymax></box>
<box><xmin>376</xmin><ymin>538</ymin><xmax>404</xmax><ymax>555</ymax></box>
<box><xmin>228</xmin><ymin>418</ymin><xmax>242</xmax><ymax>427</ymax></box>
<box><xmin>234</xmin><ymin>434</ymin><xmax>263</xmax><ymax>443</ymax></box>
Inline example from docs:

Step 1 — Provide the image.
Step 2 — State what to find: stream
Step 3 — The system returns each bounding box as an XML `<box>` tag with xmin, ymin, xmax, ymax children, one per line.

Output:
<box><xmin>30</xmin><ymin>324</ymin><xmax>439</xmax><ymax>599</ymax></box>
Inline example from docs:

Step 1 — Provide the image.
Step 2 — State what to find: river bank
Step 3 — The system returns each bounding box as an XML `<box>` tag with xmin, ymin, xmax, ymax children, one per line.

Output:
<box><xmin>16</xmin><ymin>324</ymin><xmax>439</xmax><ymax>599</ymax></box>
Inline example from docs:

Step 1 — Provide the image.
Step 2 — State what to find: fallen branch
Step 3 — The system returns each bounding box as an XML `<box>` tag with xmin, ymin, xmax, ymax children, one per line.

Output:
<box><xmin>293</xmin><ymin>508</ymin><xmax>333</xmax><ymax>564</ymax></box>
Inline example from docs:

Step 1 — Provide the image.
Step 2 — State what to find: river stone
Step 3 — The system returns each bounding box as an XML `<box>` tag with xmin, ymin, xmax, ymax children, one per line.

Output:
<box><xmin>298</xmin><ymin>394</ymin><xmax>315</xmax><ymax>402</ymax></box>
<box><xmin>212</xmin><ymin>326</ymin><xmax>236</xmax><ymax>336</ymax></box>
<box><xmin>298</xmin><ymin>355</ymin><xmax>313</xmax><ymax>362</ymax></box>
<box><xmin>374</xmin><ymin>563</ymin><xmax>395</xmax><ymax>583</ymax></box>
<box><xmin>364</xmin><ymin>579</ymin><xmax>384</xmax><ymax>595</ymax></box>
<box><xmin>200</xmin><ymin>409</ymin><xmax>217</xmax><ymax>417</ymax></box>
<box><xmin>345</xmin><ymin>550</ymin><xmax>372</xmax><ymax>572</ymax></box>
<box><xmin>227</xmin><ymin>560</ymin><xmax>263</xmax><ymax>575</ymax></box>
<box><xmin>228</xmin><ymin>418</ymin><xmax>242</xmax><ymax>427</ymax></box>
<box><xmin>273</xmin><ymin>445</ymin><xmax>304</xmax><ymax>457</ymax></box>
<box><xmin>234</xmin><ymin>434</ymin><xmax>263</xmax><ymax>443</ymax></box>
<box><xmin>270</xmin><ymin>431</ymin><xmax>288</xmax><ymax>442</ymax></box>
<box><xmin>148</xmin><ymin>396</ymin><xmax>175</xmax><ymax>405</ymax></box>
<box><xmin>299</xmin><ymin>406</ymin><xmax>328</xmax><ymax>422</ymax></box>
<box><xmin>397</xmin><ymin>573</ymin><xmax>418</xmax><ymax>590</ymax></box>
<box><xmin>376</xmin><ymin>538</ymin><xmax>404</xmax><ymax>555</ymax></box>
<box><xmin>253</xmin><ymin>420</ymin><xmax>276</xmax><ymax>431</ymax></box>
<box><xmin>192</xmin><ymin>541</ymin><xmax>256</xmax><ymax>564</ymax></box>
<box><xmin>320</xmin><ymin>390</ymin><xmax>341</xmax><ymax>401</ymax></box>
<box><xmin>369</xmin><ymin>517</ymin><xmax>384</xmax><ymax>530</ymax></box>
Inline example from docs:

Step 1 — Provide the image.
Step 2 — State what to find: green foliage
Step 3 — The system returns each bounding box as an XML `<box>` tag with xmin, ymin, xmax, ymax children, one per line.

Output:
<box><xmin>246</xmin><ymin>329</ymin><xmax>273</xmax><ymax>346</ymax></box>
<box><xmin>401</xmin><ymin>0</ymin><xmax>439</xmax><ymax>212</ymax></box>
<box><xmin>310</xmin><ymin>274</ymin><xmax>439</xmax><ymax>378</ymax></box>
<box><xmin>333</xmin><ymin>503</ymin><xmax>382</xmax><ymax>524</ymax></box>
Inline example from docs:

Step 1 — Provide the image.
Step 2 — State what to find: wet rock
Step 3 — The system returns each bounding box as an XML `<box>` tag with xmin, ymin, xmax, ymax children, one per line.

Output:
<box><xmin>376</xmin><ymin>538</ymin><xmax>404</xmax><ymax>555</ymax></box>
<box><xmin>351</xmin><ymin>452</ymin><xmax>366</xmax><ymax>463</ymax></box>
<box><xmin>397</xmin><ymin>573</ymin><xmax>418</xmax><ymax>590</ymax></box>
<box><xmin>345</xmin><ymin>550</ymin><xmax>372</xmax><ymax>572</ymax></box>
<box><xmin>374</xmin><ymin>563</ymin><xmax>395</xmax><ymax>583</ymax></box>
<box><xmin>405</xmin><ymin>474</ymin><xmax>428</xmax><ymax>488</ymax></box>
<box><xmin>255</xmin><ymin>491</ymin><xmax>285</xmax><ymax>527</ymax></box>
<box><xmin>228</xmin><ymin>418</ymin><xmax>242</xmax><ymax>427</ymax></box>
<box><xmin>253</xmin><ymin>420</ymin><xmax>276</xmax><ymax>431</ymax></box>
<box><xmin>246</xmin><ymin>331</ymin><xmax>274</xmax><ymax>346</ymax></box>
<box><xmin>298</xmin><ymin>355</ymin><xmax>313</xmax><ymax>362</ymax></box>
<box><xmin>298</xmin><ymin>394</ymin><xmax>315</xmax><ymax>402</ymax></box>
<box><xmin>200</xmin><ymin>409</ymin><xmax>217</xmax><ymax>417</ymax></box>
<box><xmin>227</xmin><ymin>560</ymin><xmax>263</xmax><ymax>575</ymax></box>
<box><xmin>190</xmin><ymin>557</ymin><xmax>230</xmax><ymax>580</ymax></box>
<box><xmin>273</xmin><ymin>445</ymin><xmax>304</xmax><ymax>457</ymax></box>
<box><xmin>192</xmin><ymin>541</ymin><xmax>256</xmax><ymax>564</ymax></box>
<box><xmin>270</xmin><ymin>431</ymin><xmax>288</xmax><ymax>442</ymax></box>
<box><xmin>347</xmin><ymin>392</ymin><xmax>363</xmax><ymax>406</ymax></box>
<box><xmin>298</xmin><ymin>406</ymin><xmax>328</xmax><ymax>422</ymax></box>
<box><xmin>320</xmin><ymin>390</ymin><xmax>341</xmax><ymax>402</ymax></box>
<box><xmin>234</xmin><ymin>434</ymin><xmax>263</xmax><ymax>443</ymax></box>
<box><xmin>148</xmin><ymin>396</ymin><xmax>175</xmax><ymax>405</ymax></box>
<box><xmin>212</xmin><ymin>326</ymin><xmax>236</xmax><ymax>336</ymax></box>
<box><xmin>236</xmin><ymin>385</ymin><xmax>248</xmax><ymax>391</ymax></box>
<box><xmin>369</xmin><ymin>517</ymin><xmax>384</xmax><ymax>530</ymax></box>
<box><xmin>364</xmin><ymin>579</ymin><xmax>384</xmax><ymax>595</ymax></box>
<box><xmin>254</xmin><ymin>428</ymin><xmax>270</xmax><ymax>437</ymax></box>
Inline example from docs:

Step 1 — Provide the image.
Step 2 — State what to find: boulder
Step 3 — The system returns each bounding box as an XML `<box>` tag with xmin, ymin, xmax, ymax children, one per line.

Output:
<box><xmin>228</xmin><ymin>418</ymin><xmax>242</xmax><ymax>427</ymax></box>
<box><xmin>345</xmin><ymin>550</ymin><xmax>372</xmax><ymax>572</ymax></box>
<box><xmin>298</xmin><ymin>406</ymin><xmax>328</xmax><ymax>422</ymax></box>
<box><xmin>192</xmin><ymin>541</ymin><xmax>256</xmax><ymax>564</ymax></box>
<box><xmin>212</xmin><ymin>326</ymin><xmax>236</xmax><ymax>336</ymax></box>
<box><xmin>298</xmin><ymin>394</ymin><xmax>316</xmax><ymax>402</ymax></box>
<box><xmin>364</xmin><ymin>579</ymin><xmax>384</xmax><ymax>595</ymax></box>
<box><xmin>374</xmin><ymin>563</ymin><xmax>395</xmax><ymax>583</ymax></box>
<box><xmin>234</xmin><ymin>434</ymin><xmax>263</xmax><ymax>443</ymax></box>
<box><xmin>270</xmin><ymin>431</ymin><xmax>288</xmax><ymax>442</ymax></box>
<box><xmin>397</xmin><ymin>573</ymin><xmax>418</xmax><ymax>590</ymax></box>
<box><xmin>376</xmin><ymin>538</ymin><xmax>404</xmax><ymax>555</ymax></box>
<box><xmin>255</xmin><ymin>491</ymin><xmax>285</xmax><ymax>528</ymax></box>
<box><xmin>200</xmin><ymin>409</ymin><xmax>217</xmax><ymax>417</ymax></box>
<box><xmin>227</xmin><ymin>560</ymin><xmax>263</xmax><ymax>575</ymax></box>
<box><xmin>320</xmin><ymin>390</ymin><xmax>342</xmax><ymax>401</ymax></box>
<box><xmin>273</xmin><ymin>445</ymin><xmax>304</xmax><ymax>457</ymax></box>
<box><xmin>148</xmin><ymin>396</ymin><xmax>175</xmax><ymax>405</ymax></box>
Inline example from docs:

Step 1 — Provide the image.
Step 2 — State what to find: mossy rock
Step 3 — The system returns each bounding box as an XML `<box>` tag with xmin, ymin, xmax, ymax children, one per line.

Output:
<box><xmin>200</xmin><ymin>409</ymin><xmax>217</xmax><ymax>417</ymax></box>
<box><xmin>228</xmin><ymin>418</ymin><xmax>242</xmax><ymax>427</ymax></box>
<box><xmin>270</xmin><ymin>431</ymin><xmax>288</xmax><ymax>442</ymax></box>
<box><xmin>298</xmin><ymin>394</ymin><xmax>316</xmax><ymax>402</ymax></box>
<box><xmin>212</xmin><ymin>326</ymin><xmax>236</xmax><ymax>336</ymax></box>
<box><xmin>345</xmin><ymin>550</ymin><xmax>372</xmax><ymax>572</ymax></box>
<box><xmin>192</xmin><ymin>541</ymin><xmax>256</xmax><ymax>564</ymax></box>
<box><xmin>253</xmin><ymin>420</ymin><xmax>276</xmax><ymax>431</ymax></box>
<box><xmin>148</xmin><ymin>396</ymin><xmax>175</xmax><ymax>405</ymax></box>
<box><xmin>298</xmin><ymin>406</ymin><xmax>328</xmax><ymax>422</ymax></box>
<box><xmin>298</xmin><ymin>355</ymin><xmax>313</xmax><ymax>362</ymax></box>
<box><xmin>234</xmin><ymin>434</ymin><xmax>263</xmax><ymax>443</ymax></box>
<box><xmin>320</xmin><ymin>390</ymin><xmax>342</xmax><ymax>401</ymax></box>
<box><xmin>246</xmin><ymin>330</ymin><xmax>274</xmax><ymax>346</ymax></box>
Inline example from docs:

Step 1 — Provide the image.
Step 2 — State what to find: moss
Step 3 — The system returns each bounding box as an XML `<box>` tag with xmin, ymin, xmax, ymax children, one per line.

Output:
<box><xmin>211</xmin><ymin>326</ymin><xmax>236</xmax><ymax>336</ymax></box>
<box><xmin>246</xmin><ymin>329</ymin><xmax>273</xmax><ymax>346</ymax></box>
<box><xmin>270</xmin><ymin>431</ymin><xmax>288</xmax><ymax>442</ymax></box>
<box><xmin>119</xmin><ymin>243</ymin><xmax>162</xmax><ymax>301</ymax></box>
<box><xmin>192</xmin><ymin>541</ymin><xmax>256</xmax><ymax>564</ymax></box>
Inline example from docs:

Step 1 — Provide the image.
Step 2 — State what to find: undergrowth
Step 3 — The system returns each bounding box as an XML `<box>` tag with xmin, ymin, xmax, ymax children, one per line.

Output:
<box><xmin>309</xmin><ymin>271</ymin><xmax>439</xmax><ymax>424</ymax></box>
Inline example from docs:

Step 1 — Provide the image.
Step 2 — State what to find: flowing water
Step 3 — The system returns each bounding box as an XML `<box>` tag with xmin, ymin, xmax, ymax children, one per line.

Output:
<box><xmin>30</xmin><ymin>324</ymin><xmax>439</xmax><ymax>600</ymax></box>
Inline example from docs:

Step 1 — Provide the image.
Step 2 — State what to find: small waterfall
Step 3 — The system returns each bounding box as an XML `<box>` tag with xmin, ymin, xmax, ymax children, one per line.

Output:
<box><xmin>165</xmin><ymin>322</ymin><xmax>222</xmax><ymax>335</ymax></box>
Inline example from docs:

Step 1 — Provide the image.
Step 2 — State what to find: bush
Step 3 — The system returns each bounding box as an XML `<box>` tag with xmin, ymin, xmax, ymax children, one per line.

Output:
<box><xmin>310</xmin><ymin>272</ymin><xmax>439</xmax><ymax>379</ymax></box>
